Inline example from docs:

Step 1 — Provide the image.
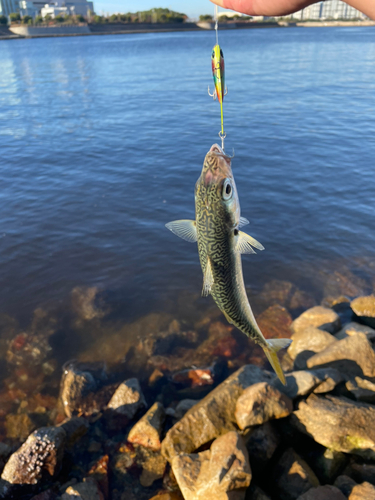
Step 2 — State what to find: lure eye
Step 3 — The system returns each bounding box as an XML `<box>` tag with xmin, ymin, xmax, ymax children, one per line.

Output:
<box><xmin>222</xmin><ymin>179</ymin><xmax>233</xmax><ymax>201</ymax></box>
<box><xmin>220</xmin><ymin>49</ymin><xmax>224</xmax><ymax>58</ymax></box>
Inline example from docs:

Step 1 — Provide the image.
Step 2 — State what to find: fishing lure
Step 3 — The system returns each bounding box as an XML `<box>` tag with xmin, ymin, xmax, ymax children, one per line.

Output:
<box><xmin>208</xmin><ymin>7</ymin><xmax>228</xmax><ymax>150</ymax></box>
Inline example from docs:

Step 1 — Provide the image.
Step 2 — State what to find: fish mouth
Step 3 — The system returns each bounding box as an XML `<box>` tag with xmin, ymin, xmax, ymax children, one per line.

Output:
<box><xmin>209</xmin><ymin>144</ymin><xmax>224</xmax><ymax>154</ymax></box>
<box><xmin>202</xmin><ymin>145</ymin><xmax>233</xmax><ymax>187</ymax></box>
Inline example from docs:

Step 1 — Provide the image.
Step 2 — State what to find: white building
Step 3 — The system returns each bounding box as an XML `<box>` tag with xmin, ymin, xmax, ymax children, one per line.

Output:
<box><xmin>41</xmin><ymin>0</ymin><xmax>93</xmax><ymax>18</ymax></box>
<box><xmin>0</xmin><ymin>0</ymin><xmax>19</xmax><ymax>16</ymax></box>
<box><xmin>283</xmin><ymin>0</ymin><xmax>366</xmax><ymax>20</ymax></box>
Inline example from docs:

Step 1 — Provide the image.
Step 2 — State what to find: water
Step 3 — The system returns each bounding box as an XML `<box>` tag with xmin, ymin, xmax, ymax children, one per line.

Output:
<box><xmin>0</xmin><ymin>27</ymin><xmax>375</xmax><ymax>382</ymax></box>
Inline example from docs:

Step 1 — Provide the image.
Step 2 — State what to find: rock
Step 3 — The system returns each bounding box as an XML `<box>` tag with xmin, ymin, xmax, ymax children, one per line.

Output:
<box><xmin>128</xmin><ymin>402</ymin><xmax>165</xmax><ymax>451</ymax></box>
<box><xmin>291</xmin><ymin>307</ymin><xmax>341</xmax><ymax>335</ymax></box>
<box><xmin>57</xmin><ymin>417</ymin><xmax>89</xmax><ymax>447</ymax></box>
<box><xmin>272</xmin><ymin>448</ymin><xmax>320</xmax><ymax>500</ymax></box>
<box><xmin>30</xmin><ymin>490</ymin><xmax>58</xmax><ymax>500</ymax></box>
<box><xmin>172</xmin><ymin>431</ymin><xmax>251</xmax><ymax>500</ymax></box>
<box><xmin>335</xmin><ymin>321</ymin><xmax>375</xmax><ymax>341</ymax></box>
<box><xmin>273</xmin><ymin>370</ymin><xmax>321</xmax><ymax>399</ymax></box>
<box><xmin>296</xmin><ymin>485</ymin><xmax>346</xmax><ymax>500</ymax></box>
<box><xmin>71</xmin><ymin>286</ymin><xmax>107</xmax><ymax>322</ymax></box>
<box><xmin>161</xmin><ymin>365</ymin><xmax>274</xmax><ymax>462</ymax></box>
<box><xmin>235</xmin><ymin>382</ymin><xmax>292</xmax><ymax>429</ymax></box>
<box><xmin>60</xmin><ymin>364</ymin><xmax>97</xmax><ymax>418</ymax></box>
<box><xmin>288</xmin><ymin>327</ymin><xmax>337</xmax><ymax>369</ymax></box>
<box><xmin>334</xmin><ymin>475</ymin><xmax>357</xmax><ymax>496</ymax></box>
<box><xmin>306</xmin><ymin>448</ymin><xmax>348</xmax><ymax>483</ymax></box>
<box><xmin>1</xmin><ymin>426</ymin><xmax>66</xmax><ymax>485</ymax></box>
<box><xmin>346</xmin><ymin>377</ymin><xmax>375</xmax><ymax>403</ymax></box>
<box><xmin>174</xmin><ymin>399</ymin><xmax>199</xmax><ymax>421</ymax></box>
<box><xmin>348</xmin><ymin>481</ymin><xmax>375</xmax><ymax>500</ymax></box>
<box><xmin>148</xmin><ymin>493</ymin><xmax>183</xmax><ymax>500</ymax></box>
<box><xmin>306</xmin><ymin>332</ymin><xmax>375</xmax><ymax>378</ymax></box>
<box><xmin>351</xmin><ymin>295</ymin><xmax>375</xmax><ymax>328</ymax></box>
<box><xmin>61</xmin><ymin>479</ymin><xmax>104</xmax><ymax>500</ymax></box>
<box><xmin>292</xmin><ymin>394</ymin><xmax>375</xmax><ymax>460</ymax></box>
<box><xmin>350</xmin><ymin>463</ymin><xmax>375</xmax><ymax>484</ymax></box>
<box><xmin>245</xmin><ymin>422</ymin><xmax>280</xmax><ymax>474</ymax></box>
<box><xmin>0</xmin><ymin>444</ymin><xmax>10</xmax><ymax>474</ymax></box>
<box><xmin>323</xmin><ymin>268</ymin><xmax>368</xmax><ymax>300</ymax></box>
<box><xmin>312</xmin><ymin>368</ymin><xmax>344</xmax><ymax>394</ymax></box>
<box><xmin>88</xmin><ymin>455</ymin><xmax>109</xmax><ymax>499</ymax></box>
<box><xmin>106</xmin><ymin>378</ymin><xmax>146</xmax><ymax>425</ymax></box>
<box><xmin>5</xmin><ymin>413</ymin><xmax>37</xmax><ymax>441</ymax></box>
<box><xmin>245</xmin><ymin>484</ymin><xmax>272</xmax><ymax>500</ymax></box>
<box><xmin>256</xmin><ymin>305</ymin><xmax>292</xmax><ymax>339</ymax></box>
<box><xmin>137</xmin><ymin>448</ymin><xmax>167</xmax><ymax>488</ymax></box>
<box><xmin>171</xmin><ymin>364</ymin><xmax>216</xmax><ymax>388</ymax></box>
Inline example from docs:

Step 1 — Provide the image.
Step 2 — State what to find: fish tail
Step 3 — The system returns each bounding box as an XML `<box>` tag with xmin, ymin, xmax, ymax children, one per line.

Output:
<box><xmin>262</xmin><ymin>339</ymin><xmax>292</xmax><ymax>386</ymax></box>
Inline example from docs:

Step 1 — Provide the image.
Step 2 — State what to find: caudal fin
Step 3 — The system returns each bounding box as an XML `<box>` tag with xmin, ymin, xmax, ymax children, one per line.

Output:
<box><xmin>262</xmin><ymin>338</ymin><xmax>292</xmax><ymax>386</ymax></box>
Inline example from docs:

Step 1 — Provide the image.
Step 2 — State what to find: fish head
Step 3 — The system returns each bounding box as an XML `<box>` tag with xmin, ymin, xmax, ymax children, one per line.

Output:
<box><xmin>195</xmin><ymin>144</ymin><xmax>240</xmax><ymax>227</ymax></box>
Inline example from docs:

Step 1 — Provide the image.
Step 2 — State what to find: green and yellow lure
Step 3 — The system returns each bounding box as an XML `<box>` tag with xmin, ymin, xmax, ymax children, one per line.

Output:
<box><xmin>211</xmin><ymin>44</ymin><xmax>226</xmax><ymax>137</ymax></box>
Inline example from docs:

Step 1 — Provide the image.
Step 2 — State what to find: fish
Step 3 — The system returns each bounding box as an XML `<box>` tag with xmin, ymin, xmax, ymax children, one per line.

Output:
<box><xmin>166</xmin><ymin>144</ymin><xmax>292</xmax><ymax>384</ymax></box>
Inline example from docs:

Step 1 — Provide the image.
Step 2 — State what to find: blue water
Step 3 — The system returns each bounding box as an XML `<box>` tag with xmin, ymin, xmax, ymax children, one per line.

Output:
<box><xmin>0</xmin><ymin>27</ymin><xmax>375</xmax><ymax>326</ymax></box>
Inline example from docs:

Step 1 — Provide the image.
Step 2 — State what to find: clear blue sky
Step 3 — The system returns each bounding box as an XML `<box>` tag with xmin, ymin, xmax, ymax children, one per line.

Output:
<box><xmin>93</xmin><ymin>1</ymin><xmax>231</xmax><ymax>18</ymax></box>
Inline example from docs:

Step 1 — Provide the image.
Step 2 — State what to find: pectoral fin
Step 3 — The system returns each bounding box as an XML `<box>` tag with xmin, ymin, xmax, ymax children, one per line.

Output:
<box><xmin>235</xmin><ymin>231</ymin><xmax>265</xmax><ymax>254</ymax></box>
<box><xmin>239</xmin><ymin>217</ymin><xmax>249</xmax><ymax>228</ymax></box>
<box><xmin>202</xmin><ymin>257</ymin><xmax>214</xmax><ymax>297</ymax></box>
<box><xmin>165</xmin><ymin>220</ymin><xmax>197</xmax><ymax>243</ymax></box>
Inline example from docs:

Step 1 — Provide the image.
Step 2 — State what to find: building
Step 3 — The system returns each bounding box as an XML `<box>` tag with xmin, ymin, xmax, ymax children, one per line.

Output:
<box><xmin>0</xmin><ymin>0</ymin><xmax>19</xmax><ymax>16</ymax></box>
<box><xmin>41</xmin><ymin>0</ymin><xmax>93</xmax><ymax>18</ymax></box>
<box><xmin>19</xmin><ymin>0</ymin><xmax>38</xmax><ymax>17</ymax></box>
<box><xmin>282</xmin><ymin>0</ymin><xmax>366</xmax><ymax>20</ymax></box>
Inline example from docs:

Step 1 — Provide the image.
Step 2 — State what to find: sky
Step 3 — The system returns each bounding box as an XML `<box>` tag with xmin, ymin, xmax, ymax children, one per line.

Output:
<box><xmin>93</xmin><ymin>1</ymin><xmax>232</xmax><ymax>19</ymax></box>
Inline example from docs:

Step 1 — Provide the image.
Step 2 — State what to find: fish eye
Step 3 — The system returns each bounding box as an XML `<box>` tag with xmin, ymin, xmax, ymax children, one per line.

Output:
<box><xmin>222</xmin><ymin>179</ymin><xmax>233</xmax><ymax>201</ymax></box>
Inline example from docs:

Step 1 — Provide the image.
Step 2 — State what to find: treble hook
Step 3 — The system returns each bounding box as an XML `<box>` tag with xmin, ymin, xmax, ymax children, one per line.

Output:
<box><xmin>224</xmin><ymin>86</ymin><xmax>228</xmax><ymax>96</ymax></box>
<box><xmin>208</xmin><ymin>86</ymin><xmax>217</xmax><ymax>100</ymax></box>
<box><xmin>219</xmin><ymin>131</ymin><xmax>226</xmax><ymax>151</ymax></box>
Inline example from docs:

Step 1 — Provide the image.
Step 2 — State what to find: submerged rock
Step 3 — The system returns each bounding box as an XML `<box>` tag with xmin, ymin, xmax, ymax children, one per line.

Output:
<box><xmin>235</xmin><ymin>382</ymin><xmax>292</xmax><ymax>429</ymax></box>
<box><xmin>291</xmin><ymin>307</ymin><xmax>341</xmax><ymax>335</ymax></box>
<box><xmin>272</xmin><ymin>448</ymin><xmax>320</xmax><ymax>500</ymax></box>
<box><xmin>5</xmin><ymin>413</ymin><xmax>37</xmax><ymax>441</ymax></box>
<box><xmin>161</xmin><ymin>365</ymin><xmax>274</xmax><ymax>462</ymax></box>
<box><xmin>60</xmin><ymin>364</ymin><xmax>97</xmax><ymax>418</ymax></box>
<box><xmin>292</xmin><ymin>394</ymin><xmax>375</xmax><ymax>459</ymax></box>
<box><xmin>351</xmin><ymin>295</ymin><xmax>375</xmax><ymax>327</ymax></box>
<box><xmin>256</xmin><ymin>305</ymin><xmax>292</xmax><ymax>339</ymax></box>
<box><xmin>172</xmin><ymin>431</ymin><xmax>251</xmax><ymax>500</ymax></box>
<box><xmin>1</xmin><ymin>426</ymin><xmax>66</xmax><ymax>485</ymax></box>
<box><xmin>296</xmin><ymin>485</ymin><xmax>346</xmax><ymax>500</ymax></box>
<box><xmin>306</xmin><ymin>332</ymin><xmax>375</xmax><ymax>378</ymax></box>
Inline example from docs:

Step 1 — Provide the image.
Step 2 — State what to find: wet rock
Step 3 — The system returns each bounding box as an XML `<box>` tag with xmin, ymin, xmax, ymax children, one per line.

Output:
<box><xmin>171</xmin><ymin>364</ymin><xmax>216</xmax><ymax>389</ymax></box>
<box><xmin>60</xmin><ymin>364</ymin><xmax>97</xmax><ymax>418</ymax></box>
<box><xmin>1</xmin><ymin>426</ymin><xmax>65</xmax><ymax>485</ymax></box>
<box><xmin>348</xmin><ymin>481</ymin><xmax>375</xmax><ymax>500</ymax></box>
<box><xmin>88</xmin><ymin>455</ymin><xmax>109</xmax><ymax>499</ymax></box>
<box><xmin>57</xmin><ymin>417</ymin><xmax>89</xmax><ymax>447</ymax></box>
<box><xmin>161</xmin><ymin>365</ymin><xmax>274</xmax><ymax>462</ymax></box>
<box><xmin>290</xmin><ymin>290</ymin><xmax>316</xmax><ymax>312</ymax></box>
<box><xmin>172</xmin><ymin>431</ymin><xmax>251</xmax><ymax>500</ymax></box>
<box><xmin>296</xmin><ymin>485</ymin><xmax>346</xmax><ymax>500</ymax></box>
<box><xmin>312</xmin><ymin>368</ymin><xmax>344</xmax><ymax>394</ymax></box>
<box><xmin>272</xmin><ymin>448</ymin><xmax>320</xmax><ymax>500</ymax></box>
<box><xmin>346</xmin><ymin>377</ymin><xmax>375</xmax><ymax>403</ymax></box>
<box><xmin>71</xmin><ymin>286</ymin><xmax>107</xmax><ymax>322</ymax></box>
<box><xmin>149</xmin><ymin>369</ymin><xmax>164</xmax><ymax>387</ymax></box>
<box><xmin>235</xmin><ymin>382</ymin><xmax>292</xmax><ymax>429</ymax></box>
<box><xmin>335</xmin><ymin>321</ymin><xmax>375</xmax><ymax>341</ymax></box>
<box><xmin>288</xmin><ymin>327</ymin><xmax>337</xmax><ymax>369</ymax></box>
<box><xmin>258</xmin><ymin>280</ymin><xmax>295</xmax><ymax>308</ymax></box>
<box><xmin>306</xmin><ymin>332</ymin><xmax>375</xmax><ymax>378</ymax></box>
<box><xmin>106</xmin><ymin>378</ymin><xmax>146</xmax><ymax>427</ymax></box>
<box><xmin>323</xmin><ymin>268</ymin><xmax>368</xmax><ymax>300</ymax></box>
<box><xmin>291</xmin><ymin>307</ymin><xmax>341</xmax><ymax>335</ymax></box>
<box><xmin>351</xmin><ymin>295</ymin><xmax>375</xmax><ymax>328</ymax></box>
<box><xmin>350</xmin><ymin>463</ymin><xmax>375</xmax><ymax>484</ymax></box>
<box><xmin>306</xmin><ymin>448</ymin><xmax>348</xmax><ymax>483</ymax></box>
<box><xmin>245</xmin><ymin>484</ymin><xmax>271</xmax><ymax>500</ymax></box>
<box><xmin>61</xmin><ymin>479</ymin><xmax>104</xmax><ymax>500</ymax></box>
<box><xmin>273</xmin><ymin>370</ymin><xmax>321</xmax><ymax>399</ymax></box>
<box><xmin>174</xmin><ymin>399</ymin><xmax>199</xmax><ymax>421</ymax></box>
<box><xmin>5</xmin><ymin>413</ymin><xmax>37</xmax><ymax>440</ymax></box>
<box><xmin>128</xmin><ymin>402</ymin><xmax>165</xmax><ymax>451</ymax></box>
<box><xmin>334</xmin><ymin>475</ymin><xmax>357</xmax><ymax>496</ymax></box>
<box><xmin>245</xmin><ymin>422</ymin><xmax>280</xmax><ymax>474</ymax></box>
<box><xmin>30</xmin><ymin>490</ymin><xmax>58</xmax><ymax>500</ymax></box>
<box><xmin>256</xmin><ymin>305</ymin><xmax>292</xmax><ymax>339</ymax></box>
<box><xmin>292</xmin><ymin>394</ymin><xmax>375</xmax><ymax>459</ymax></box>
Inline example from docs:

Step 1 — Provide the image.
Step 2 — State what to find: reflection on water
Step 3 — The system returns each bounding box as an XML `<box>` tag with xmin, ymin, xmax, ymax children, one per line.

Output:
<box><xmin>0</xmin><ymin>28</ymin><xmax>375</xmax><ymax>438</ymax></box>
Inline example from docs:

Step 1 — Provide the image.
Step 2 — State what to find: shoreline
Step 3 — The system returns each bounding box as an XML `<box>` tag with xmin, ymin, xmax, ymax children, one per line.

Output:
<box><xmin>1</xmin><ymin>19</ymin><xmax>374</xmax><ymax>40</ymax></box>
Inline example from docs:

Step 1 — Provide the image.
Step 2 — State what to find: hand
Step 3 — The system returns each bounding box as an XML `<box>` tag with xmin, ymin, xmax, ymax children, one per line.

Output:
<box><xmin>209</xmin><ymin>0</ymin><xmax>375</xmax><ymax>19</ymax></box>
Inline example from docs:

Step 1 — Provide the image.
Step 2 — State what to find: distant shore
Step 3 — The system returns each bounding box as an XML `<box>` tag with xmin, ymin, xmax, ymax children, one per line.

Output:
<box><xmin>1</xmin><ymin>19</ymin><xmax>374</xmax><ymax>40</ymax></box>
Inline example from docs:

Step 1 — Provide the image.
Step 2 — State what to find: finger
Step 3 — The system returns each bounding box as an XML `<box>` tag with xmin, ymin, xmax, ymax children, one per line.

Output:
<box><xmin>209</xmin><ymin>0</ymin><xmax>257</xmax><ymax>15</ymax></box>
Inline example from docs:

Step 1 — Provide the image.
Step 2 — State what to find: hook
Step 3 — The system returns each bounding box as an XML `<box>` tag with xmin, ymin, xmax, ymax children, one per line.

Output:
<box><xmin>219</xmin><ymin>131</ymin><xmax>226</xmax><ymax>151</ymax></box>
<box><xmin>208</xmin><ymin>86</ymin><xmax>217</xmax><ymax>100</ymax></box>
<box><xmin>224</xmin><ymin>86</ymin><xmax>228</xmax><ymax>96</ymax></box>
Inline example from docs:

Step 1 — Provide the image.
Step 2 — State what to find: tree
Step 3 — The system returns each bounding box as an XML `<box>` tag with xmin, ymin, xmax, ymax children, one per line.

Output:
<box><xmin>34</xmin><ymin>15</ymin><xmax>43</xmax><ymax>24</ymax></box>
<box><xmin>22</xmin><ymin>15</ymin><xmax>32</xmax><ymax>24</ymax></box>
<box><xmin>199</xmin><ymin>14</ymin><xmax>213</xmax><ymax>21</ymax></box>
<box><xmin>75</xmin><ymin>14</ymin><xmax>85</xmax><ymax>22</ymax></box>
<box><xmin>9</xmin><ymin>12</ymin><xmax>21</xmax><ymax>22</ymax></box>
<box><xmin>0</xmin><ymin>15</ymin><xmax>7</xmax><ymax>24</ymax></box>
<box><xmin>55</xmin><ymin>14</ymin><xmax>65</xmax><ymax>23</ymax></box>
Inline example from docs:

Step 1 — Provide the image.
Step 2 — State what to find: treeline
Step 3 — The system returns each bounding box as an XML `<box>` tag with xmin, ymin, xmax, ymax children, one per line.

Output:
<box><xmin>199</xmin><ymin>14</ymin><xmax>252</xmax><ymax>22</ymax></box>
<box><xmin>92</xmin><ymin>8</ymin><xmax>187</xmax><ymax>24</ymax></box>
<box><xmin>4</xmin><ymin>12</ymin><xmax>86</xmax><ymax>25</ymax></box>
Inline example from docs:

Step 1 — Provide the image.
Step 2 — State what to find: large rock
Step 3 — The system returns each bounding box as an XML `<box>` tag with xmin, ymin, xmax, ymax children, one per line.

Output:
<box><xmin>305</xmin><ymin>448</ymin><xmax>348</xmax><ymax>483</ymax></box>
<box><xmin>273</xmin><ymin>370</ymin><xmax>321</xmax><ymax>399</ymax></box>
<box><xmin>172</xmin><ymin>431</ymin><xmax>251</xmax><ymax>500</ymax></box>
<box><xmin>245</xmin><ymin>422</ymin><xmax>280</xmax><ymax>474</ymax></box>
<box><xmin>106</xmin><ymin>378</ymin><xmax>146</xmax><ymax>425</ymax></box>
<box><xmin>174</xmin><ymin>399</ymin><xmax>200</xmax><ymax>421</ymax></box>
<box><xmin>161</xmin><ymin>365</ymin><xmax>274</xmax><ymax>462</ymax></box>
<box><xmin>346</xmin><ymin>377</ymin><xmax>375</xmax><ymax>403</ymax></box>
<box><xmin>296</xmin><ymin>485</ymin><xmax>346</xmax><ymax>500</ymax></box>
<box><xmin>272</xmin><ymin>448</ymin><xmax>320</xmax><ymax>500</ymax></box>
<box><xmin>291</xmin><ymin>307</ymin><xmax>341</xmax><ymax>335</ymax></box>
<box><xmin>288</xmin><ymin>327</ymin><xmax>337</xmax><ymax>369</ymax></box>
<box><xmin>306</xmin><ymin>332</ymin><xmax>375</xmax><ymax>378</ymax></box>
<box><xmin>348</xmin><ymin>482</ymin><xmax>375</xmax><ymax>500</ymax></box>
<box><xmin>128</xmin><ymin>402</ymin><xmax>165</xmax><ymax>451</ymax></box>
<box><xmin>1</xmin><ymin>426</ymin><xmax>66</xmax><ymax>485</ymax></box>
<box><xmin>235</xmin><ymin>382</ymin><xmax>292</xmax><ymax>429</ymax></box>
<box><xmin>57</xmin><ymin>417</ymin><xmax>89</xmax><ymax>447</ymax></box>
<box><xmin>60</xmin><ymin>364</ymin><xmax>97</xmax><ymax>418</ymax></box>
<box><xmin>334</xmin><ymin>475</ymin><xmax>357</xmax><ymax>496</ymax></box>
<box><xmin>246</xmin><ymin>484</ymin><xmax>271</xmax><ymax>500</ymax></box>
<box><xmin>351</xmin><ymin>295</ymin><xmax>375</xmax><ymax>327</ymax></box>
<box><xmin>292</xmin><ymin>394</ymin><xmax>375</xmax><ymax>459</ymax></box>
<box><xmin>312</xmin><ymin>368</ymin><xmax>344</xmax><ymax>394</ymax></box>
<box><xmin>350</xmin><ymin>463</ymin><xmax>375</xmax><ymax>485</ymax></box>
<box><xmin>335</xmin><ymin>321</ymin><xmax>375</xmax><ymax>341</ymax></box>
<box><xmin>61</xmin><ymin>479</ymin><xmax>104</xmax><ymax>500</ymax></box>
